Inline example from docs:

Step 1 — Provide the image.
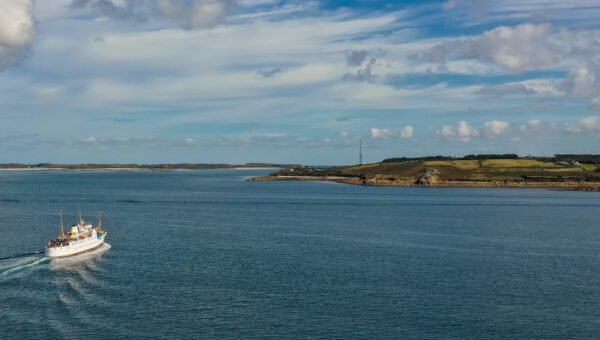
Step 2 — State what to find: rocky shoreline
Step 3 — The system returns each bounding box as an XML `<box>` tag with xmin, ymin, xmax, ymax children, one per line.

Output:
<box><xmin>248</xmin><ymin>174</ymin><xmax>600</xmax><ymax>191</ymax></box>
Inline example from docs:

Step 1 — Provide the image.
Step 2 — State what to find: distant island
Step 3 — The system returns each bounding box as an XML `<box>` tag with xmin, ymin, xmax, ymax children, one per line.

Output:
<box><xmin>0</xmin><ymin>163</ymin><xmax>300</xmax><ymax>172</ymax></box>
<box><xmin>249</xmin><ymin>154</ymin><xmax>600</xmax><ymax>191</ymax></box>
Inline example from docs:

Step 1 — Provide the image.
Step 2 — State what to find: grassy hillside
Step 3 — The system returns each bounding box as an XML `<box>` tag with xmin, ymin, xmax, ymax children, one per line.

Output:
<box><xmin>274</xmin><ymin>158</ymin><xmax>600</xmax><ymax>184</ymax></box>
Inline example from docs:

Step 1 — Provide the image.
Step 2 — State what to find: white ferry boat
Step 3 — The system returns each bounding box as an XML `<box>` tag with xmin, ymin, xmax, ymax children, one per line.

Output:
<box><xmin>45</xmin><ymin>211</ymin><xmax>107</xmax><ymax>258</ymax></box>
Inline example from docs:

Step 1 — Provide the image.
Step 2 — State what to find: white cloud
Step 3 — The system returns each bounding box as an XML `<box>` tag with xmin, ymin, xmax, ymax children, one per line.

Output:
<box><xmin>371</xmin><ymin>126</ymin><xmax>413</xmax><ymax>139</ymax></box>
<box><xmin>559</xmin><ymin>67</ymin><xmax>600</xmax><ymax>110</ymax></box>
<box><xmin>0</xmin><ymin>0</ymin><xmax>34</xmax><ymax>71</ymax></box>
<box><xmin>521</xmin><ymin>119</ymin><xmax>540</xmax><ymax>129</ymax></box>
<box><xmin>518</xmin><ymin>119</ymin><xmax>557</xmax><ymax>138</ymax></box>
<box><xmin>437</xmin><ymin>120</ymin><xmax>509</xmax><ymax>141</ymax></box>
<box><xmin>427</xmin><ymin>23</ymin><xmax>600</xmax><ymax>73</ymax></box>
<box><xmin>474</xmin><ymin>83</ymin><xmax>536</xmax><ymax>97</ymax></box>
<box><xmin>566</xmin><ymin>116</ymin><xmax>600</xmax><ymax>133</ymax></box>
<box><xmin>475</xmin><ymin>68</ymin><xmax>600</xmax><ymax>110</ymax></box>
<box><xmin>438</xmin><ymin>116</ymin><xmax>598</xmax><ymax>142</ymax></box>
<box><xmin>438</xmin><ymin>23</ymin><xmax>557</xmax><ymax>73</ymax></box>
<box><xmin>562</xmin><ymin>67</ymin><xmax>597</xmax><ymax>98</ymax></box>
<box><xmin>371</xmin><ymin>128</ymin><xmax>393</xmax><ymax>139</ymax></box>
<box><xmin>237</xmin><ymin>0</ymin><xmax>281</xmax><ymax>6</ymax></box>
<box><xmin>474</xmin><ymin>79</ymin><xmax>564</xmax><ymax>98</ymax></box>
<box><xmin>442</xmin><ymin>0</ymin><xmax>460</xmax><ymax>11</ymax></box>
<box><xmin>481</xmin><ymin>120</ymin><xmax>509</xmax><ymax>137</ymax></box>
<box><xmin>400</xmin><ymin>126</ymin><xmax>414</xmax><ymax>138</ymax></box>
<box><xmin>67</xmin><ymin>0</ymin><xmax>233</xmax><ymax>29</ymax></box>
<box><xmin>481</xmin><ymin>0</ymin><xmax>600</xmax><ymax>26</ymax></box>
<box><xmin>590</xmin><ymin>96</ymin><xmax>600</xmax><ymax>111</ymax></box>
<box><xmin>156</xmin><ymin>0</ymin><xmax>233</xmax><ymax>29</ymax></box>
<box><xmin>59</xmin><ymin>11</ymin><xmax>487</xmax><ymax>118</ymax></box>
<box><xmin>437</xmin><ymin>121</ymin><xmax>479</xmax><ymax>142</ymax></box>
<box><xmin>80</xmin><ymin>136</ymin><xmax>97</xmax><ymax>143</ymax></box>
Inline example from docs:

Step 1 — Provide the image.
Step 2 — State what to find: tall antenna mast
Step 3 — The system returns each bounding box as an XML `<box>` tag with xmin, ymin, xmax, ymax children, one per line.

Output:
<box><xmin>359</xmin><ymin>139</ymin><xmax>363</xmax><ymax>164</ymax></box>
<box><xmin>59</xmin><ymin>209</ymin><xmax>65</xmax><ymax>240</ymax></box>
<box><xmin>98</xmin><ymin>212</ymin><xmax>102</xmax><ymax>230</ymax></box>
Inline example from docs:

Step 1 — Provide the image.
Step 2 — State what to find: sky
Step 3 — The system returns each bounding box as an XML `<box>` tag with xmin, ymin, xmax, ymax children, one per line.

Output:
<box><xmin>1</xmin><ymin>0</ymin><xmax>600</xmax><ymax>164</ymax></box>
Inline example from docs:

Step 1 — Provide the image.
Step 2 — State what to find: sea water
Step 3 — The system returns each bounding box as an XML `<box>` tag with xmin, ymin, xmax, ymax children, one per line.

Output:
<box><xmin>1</xmin><ymin>170</ymin><xmax>599</xmax><ymax>338</ymax></box>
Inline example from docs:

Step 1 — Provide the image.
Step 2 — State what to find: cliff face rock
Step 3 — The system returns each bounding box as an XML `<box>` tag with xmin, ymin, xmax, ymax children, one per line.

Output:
<box><xmin>416</xmin><ymin>168</ymin><xmax>440</xmax><ymax>185</ymax></box>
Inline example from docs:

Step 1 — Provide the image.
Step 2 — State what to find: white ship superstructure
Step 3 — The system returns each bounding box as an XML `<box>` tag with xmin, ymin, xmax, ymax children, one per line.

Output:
<box><xmin>45</xmin><ymin>211</ymin><xmax>107</xmax><ymax>258</ymax></box>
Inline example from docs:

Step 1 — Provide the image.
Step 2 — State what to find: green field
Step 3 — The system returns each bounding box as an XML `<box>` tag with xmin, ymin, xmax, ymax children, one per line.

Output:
<box><xmin>424</xmin><ymin>160</ymin><xmax>480</xmax><ymax>169</ymax></box>
<box><xmin>480</xmin><ymin>159</ymin><xmax>560</xmax><ymax>168</ymax></box>
<box><xmin>580</xmin><ymin>163</ymin><xmax>598</xmax><ymax>171</ymax></box>
<box><xmin>423</xmin><ymin>159</ymin><xmax>563</xmax><ymax>169</ymax></box>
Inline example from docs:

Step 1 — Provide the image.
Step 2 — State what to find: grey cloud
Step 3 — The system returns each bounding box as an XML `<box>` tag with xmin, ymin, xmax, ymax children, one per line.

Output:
<box><xmin>427</xmin><ymin>45</ymin><xmax>447</xmax><ymax>64</ymax></box>
<box><xmin>467</xmin><ymin>108</ymin><xmax>481</xmax><ymax>115</ymax></box>
<box><xmin>69</xmin><ymin>0</ymin><xmax>151</xmax><ymax>21</ymax></box>
<box><xmin>0</xmin><ymin>133</ymin><xmax>40</xmax><ymax>143</ymax></box>
<box><xmin>113</xmin><ymin>118</ymin><xmax>136</xmax><ymax>122</ymax></box>
<box><xmin>0</xmin><ymin>44</ymin><xmax>32</xmax><ymax>71</ymax></box>
<box><xmin>256</xmin><ymin>67</ymin><xmax>284</xmax><ymax>78</ymax></box>
<box><xmin>346</xmin><ymin>50</ymin><xmax>369</xmax><ymax>67</ymax></box>
<box><xmin>344</xmin><ymin>50</ymin><xmax>377</xmax><ymax>82</ymax></box>
<box><xmin>474</xmin><ymin>83</ymin><xmax>537</xmax><ymax>97</ymax></box>
<box><xmin>0</xmin><ymin>0</ymin><xmax>35</xmax><ymax>71</ymax></box>
<box><xmin>344</xmin><ymin>57</ymin><xmax>377</xmax><ymax>83</ymax></box>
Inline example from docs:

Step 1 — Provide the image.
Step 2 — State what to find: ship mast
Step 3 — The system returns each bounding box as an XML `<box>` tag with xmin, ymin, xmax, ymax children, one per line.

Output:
<box><xmin>98</xmin><ymin>212</ymin><xmax>102</xmax><ymax>231</ymax></box>
<box><xmin>59</xmin><ymin>209</ymin><xmax>65</xmax><ymax>240</ymax></box>
<box><xmin>79</xmin><ymin>209</ymin><xmax>84</xmax><ymax>227</ymax></box>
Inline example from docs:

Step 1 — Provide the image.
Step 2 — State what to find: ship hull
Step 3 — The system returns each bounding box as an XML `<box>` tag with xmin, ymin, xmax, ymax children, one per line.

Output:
<box><xmin>45</xmin><ymin>234</ymin><xmax>106</xmax><ymax>258</ymax></box>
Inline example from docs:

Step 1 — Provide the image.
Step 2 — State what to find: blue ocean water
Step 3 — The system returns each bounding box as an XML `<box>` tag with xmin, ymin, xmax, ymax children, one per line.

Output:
<box><xmin>1</xmin><ymin>170</ymin><xmax>600</xmax><ymax>339</ymax></box>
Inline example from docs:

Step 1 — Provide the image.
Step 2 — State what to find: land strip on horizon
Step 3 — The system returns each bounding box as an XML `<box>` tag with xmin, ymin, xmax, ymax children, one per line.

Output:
<box><xmin>0</xmin><ymin>163</ymin><xmax>300</xmax><ymax>172</ymax></box>
<box><xmin>248</xmin><ymin>155</ymin><xmax>600</xmax><ymax>191</ymax></box>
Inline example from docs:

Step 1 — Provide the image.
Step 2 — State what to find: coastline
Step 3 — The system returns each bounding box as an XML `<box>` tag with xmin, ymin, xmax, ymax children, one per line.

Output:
<box><xmin>248</xmin><ymin>175</ymin><xmax>600</xmax><ymax>191</ymax></box>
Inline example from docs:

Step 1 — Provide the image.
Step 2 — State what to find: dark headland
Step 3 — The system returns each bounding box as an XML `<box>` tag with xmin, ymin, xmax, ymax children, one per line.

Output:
<box><xmin>248</xmin><ymin>154</ymin><xmax>600</xmax><ymax>191</ymax></box>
